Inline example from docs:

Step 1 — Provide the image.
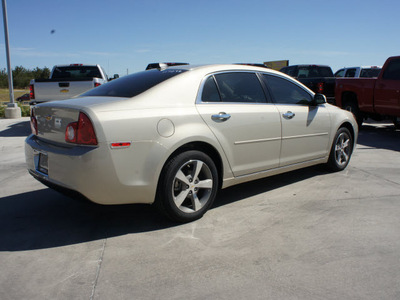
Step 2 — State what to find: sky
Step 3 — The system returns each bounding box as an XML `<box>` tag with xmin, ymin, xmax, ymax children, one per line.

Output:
<box><xmin>1</xmin><ymin>0</ymin><xmax>399</xmax><ymax>77</ymax></box>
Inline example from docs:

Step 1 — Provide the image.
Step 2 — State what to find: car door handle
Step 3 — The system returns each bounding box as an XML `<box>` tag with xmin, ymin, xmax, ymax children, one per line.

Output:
<box><xmin>211</xmin><ymin>112</ymin><xmax>231</xmax><ymax>122</ymax></box>
<box><xmin>283</xmin><ymin>111</ymin><xmax>295</xmax><ymax>119</ymax></box>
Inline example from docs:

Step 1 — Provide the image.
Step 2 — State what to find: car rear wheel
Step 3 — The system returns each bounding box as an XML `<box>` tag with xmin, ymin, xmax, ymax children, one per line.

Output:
<box><xmin>156</xmin><ymin>150</ymin><xmax>218</xmax><ymax>222</ymax></box>
<box><xmin>327</xmin><ymin>127</ymin><xmax>353</xmax><ymax>172</ymax></box>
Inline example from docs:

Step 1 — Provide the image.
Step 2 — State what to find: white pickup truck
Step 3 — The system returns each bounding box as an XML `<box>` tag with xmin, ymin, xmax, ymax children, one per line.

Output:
<box><xmin>29</xmin><ymin>64</ymin><xmax>109</xmax><ymax>105</ymax></box>
<box><xmin>334</xmin><ymin>66</ymin><xmax>382</xmax><ymax>78</ymax></box>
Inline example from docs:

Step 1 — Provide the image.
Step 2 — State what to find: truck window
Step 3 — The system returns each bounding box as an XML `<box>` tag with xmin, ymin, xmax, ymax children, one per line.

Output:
<box><xmin>297</xmin><ymin>66</ymin><xmax>333</xmax><ymax>78</ymax></box>
<box><xmin>345</xmin><ymin>68</ymin><xmax>357</xmax><ymax>77</ymax></box>
<box><xmin>382</xmin><ymin>59</ymin><xmax>400</xmax><ymax>80</ymax></box>
<box><xmin>360</xmin><ymin>68</ymin><xmax>381</xmax><ymax>78</ymax></box>
<box><xmin>52</xmin><ymin>66</ymin><xmax>102</xmax><ymax>79</ymax></box>
<box><xmin>335</xmin><ymin>69</ymin><xmax>345</xmax><ymax>77</ymax></box>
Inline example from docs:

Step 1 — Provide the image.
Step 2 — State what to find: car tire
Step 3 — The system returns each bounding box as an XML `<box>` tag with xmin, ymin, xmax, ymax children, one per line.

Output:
<box><xmin>155</xmin><ymin>150</ymin><xmax>219</xmax><ymax>223</ymax></box>
<box><xmin>326</xmin><ymin>127</ymin><xmax>353</xmax><ymax>172</ymax></box>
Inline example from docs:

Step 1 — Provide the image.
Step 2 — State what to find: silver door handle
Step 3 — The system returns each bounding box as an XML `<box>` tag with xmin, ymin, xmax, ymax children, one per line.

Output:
<box><xmin>212</xmin><ymin>112</ymin><xmax>231</xmax><ymax>122</ymax></box>
<box><xmin>283</xmin><ymin>111</ymin><xmax>295</xmax><ymax>119</ymax></box>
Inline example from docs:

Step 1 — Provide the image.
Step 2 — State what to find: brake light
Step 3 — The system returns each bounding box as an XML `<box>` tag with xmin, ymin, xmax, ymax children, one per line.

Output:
<box><xmin>70</xmin><ymin>64</ymin><xmax>83</xmax><ymax>66</ymax></box>
<box><xmin>30</xmin><ymin>109</ymin><xmax>38</xmax><ymax>135</ymax></box>
<box><xmin>94</xmin><ymin>82</ymin><xmax>101</xmax><ymax>88</ymax></box>
<box><xmin>30</xmin><ymin>84</ymin><xmax>35</xmax><ymax>99</ymax></box>
<box><xmin>316</xmin><ymin>82</ymin><xmax>324</xmax><ymax>94</ymax></box>
<box><xmin>65</xmin><ymin>112</ymin><xmax>98</xmax><ymax>145</ymax></box>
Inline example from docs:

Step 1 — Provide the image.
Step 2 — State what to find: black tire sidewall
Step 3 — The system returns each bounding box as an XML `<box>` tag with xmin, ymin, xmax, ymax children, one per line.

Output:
<box><xmin>328</xmin><ymin>127</ymin><xmax>353</xmax><ymax>172</ymax></box>
<box><xmin>158</xmin><ymin>150</ymin><xmax>218</xmax><ymax>222</ymax></box>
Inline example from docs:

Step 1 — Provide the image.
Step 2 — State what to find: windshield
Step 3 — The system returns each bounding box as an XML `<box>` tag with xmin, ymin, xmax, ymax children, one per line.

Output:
<box><xmin>82</xmin><ymin>69</ymin><xmax>187</xmax><ymax>98</ymax></box>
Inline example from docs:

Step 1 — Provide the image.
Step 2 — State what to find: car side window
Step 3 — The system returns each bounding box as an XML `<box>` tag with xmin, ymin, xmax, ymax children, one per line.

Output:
<box><xmin>213</xmin><ymin>72</ymin><xmax>267</xmax><ymax>103</ymax></box>
<box><xmin>262</xmin><ymin>74</ymin><xmax>313</xmax><ymax>105</ymax></box>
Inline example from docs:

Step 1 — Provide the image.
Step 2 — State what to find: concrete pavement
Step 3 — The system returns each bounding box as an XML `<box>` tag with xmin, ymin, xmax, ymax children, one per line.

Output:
<box><xmin>0</xmin><ymin>117</ymin><xmax>399</xmax><ymax>299</ymax></box>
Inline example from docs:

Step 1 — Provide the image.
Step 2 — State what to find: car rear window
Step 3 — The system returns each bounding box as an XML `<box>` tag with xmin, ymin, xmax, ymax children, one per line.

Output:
<box><xmin>82</xmin><ymin>69</ymin><xmax>187</xmax><ymax>98</ymax></box>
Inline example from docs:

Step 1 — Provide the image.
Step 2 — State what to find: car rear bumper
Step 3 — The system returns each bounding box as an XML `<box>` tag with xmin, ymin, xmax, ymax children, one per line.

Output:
<box><xmin>25</xmin><ymin>134</ymin><xmax>156</xmax><ymax>205</ymax></box>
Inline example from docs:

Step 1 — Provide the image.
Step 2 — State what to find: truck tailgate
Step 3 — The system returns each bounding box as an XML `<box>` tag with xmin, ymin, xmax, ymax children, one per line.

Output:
<box><xmin>33</xmin><ymin>80</ymin><xmax>96</xmax><ymax>102</ymax></box>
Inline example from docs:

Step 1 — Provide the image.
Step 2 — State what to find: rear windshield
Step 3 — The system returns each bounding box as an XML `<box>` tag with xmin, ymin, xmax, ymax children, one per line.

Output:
<box><xmin>52</xmin><ymin>66</ymin><xmax>102</xmax><ymax>79</ymax></box>
<box><xmin>297</xmin><ymin>66</ymin><xmax>333</xmax><ymax>78</ymax></box>
<box><xmin>82</xmin><ymin>69</ymin><xmax>187</xmax><ymax>98</ymax></box>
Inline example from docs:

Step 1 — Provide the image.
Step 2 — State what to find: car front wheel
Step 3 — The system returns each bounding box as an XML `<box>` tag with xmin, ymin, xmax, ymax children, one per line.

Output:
<box><xmin>156</xmin><ymin>150</ymin><xmax>219</xmax><ymax>222</ymax></box>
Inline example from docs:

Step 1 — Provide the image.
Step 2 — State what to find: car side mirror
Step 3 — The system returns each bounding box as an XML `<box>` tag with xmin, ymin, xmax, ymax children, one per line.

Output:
<box><xmin>312</xmin><ymin>93</ymin><xmax>326</xmax><ymax>106</ymax></box>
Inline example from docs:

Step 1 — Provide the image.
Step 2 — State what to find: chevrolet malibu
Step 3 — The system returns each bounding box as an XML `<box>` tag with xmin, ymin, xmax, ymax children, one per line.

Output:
<box><xmin>25</xmin><ymin>65</ymin><xmax>358</xmax><ymax>222</ymax></box>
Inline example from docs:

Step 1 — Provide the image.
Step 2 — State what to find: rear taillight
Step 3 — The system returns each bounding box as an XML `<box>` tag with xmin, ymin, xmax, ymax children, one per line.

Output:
<box><xmin>65</xmin><ymin>112</ymin><xmax>98</xmax><ymax>145</ymax></box>
<box><xmin>316</xmin><ymin>82</ymin><xmax>324</xmax><ymax>94</ymax></box>
<box><xmin>30</xmin><ymin>109</ymin><xmax>38</xmax><ymax>135</ymax></box>
<box><xmin>94</xmin><ymin>82</ymin><xmax>101</xmax><ymax>88</ymax></box>
<box><xmin>30</xmin><ymin>84</ymin><xmax>35</xmax><ymax>99</ymax></box>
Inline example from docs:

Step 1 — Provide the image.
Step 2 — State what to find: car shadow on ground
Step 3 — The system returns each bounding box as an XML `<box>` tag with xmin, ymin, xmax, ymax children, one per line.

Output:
<box><xmin>0</xmin><ymin>167</ymin><xmax>325</xmax><ymax>252</ymax></box>
<box><xmin>0</xmin><ymin>120</ymin><xmax>31</xmax><ymax>137</ymax></box>
<box><xmin>357</xmin><ymin>123</ymin><xmax>400</xmax><ymax>152</ymax></box>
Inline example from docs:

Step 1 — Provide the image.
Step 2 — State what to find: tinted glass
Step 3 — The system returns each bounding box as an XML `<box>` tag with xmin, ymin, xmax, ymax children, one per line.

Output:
<box><xmin>263</xmin><ymin>75</ymin><xmax>312</xmax><ymax>105</ymax></box>
<box><xmin>335</xmin><ymin>69</ymin><xmax>345</xmax><ymax>77</ymax></box>
<box><xmin>345</xmin><ymin>68</ymin><xmax>357</xmax><ymax>77</ymax></box>
<box><xmin>297</xmin><ymin>66</ymin><xmax>334</xmax><ymax>78</ymax></box>
<box><xmin>360</xmin><ymin>68</ymin><xmax>381</xmax><ymax>78</ymax></box>
<box><xmin>201</xmin><ymin>76</ymin><xmax>221</xmax><ymax>102</ymax></box>
<box><xmin>82</xmin><ymin>69</ymin><xmax>187</xmax><ymax>98</ymax></box>
<box><xmin>214</xmin><ymin>73</ymin><xmax>266</xmax><ymax>103</ymax></box>
<box><xmin>52</xmin><ymin>66</ymin><xmax>102</xmax><ymax>79</ymax></box>
<box><xmin>382</xmin><ymin>59</ymin><xmax>400</xmax><ymax>80</ymax></box>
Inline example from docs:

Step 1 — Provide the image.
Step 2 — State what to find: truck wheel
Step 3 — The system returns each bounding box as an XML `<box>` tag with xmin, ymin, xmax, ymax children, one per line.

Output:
<box><xmin>155</xmin><ymin>150</ymin><xmax>219</xmax><ymax>223</ymax></box>
<box><xmin>327</xmin><ymin>127</ymin><xmax>353</xmax><ymax>172</ymax></box>
<box><xmin>343</xmin><ymin>101</ymin><xmax>363</xmax><ymax>127</ymax></box>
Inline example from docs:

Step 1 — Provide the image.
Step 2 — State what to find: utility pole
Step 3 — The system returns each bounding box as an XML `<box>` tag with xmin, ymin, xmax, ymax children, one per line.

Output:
<box><xmin>2</xmin><ymin>0</ymin><xmax>21</xmax><ymax>118</ymax></box>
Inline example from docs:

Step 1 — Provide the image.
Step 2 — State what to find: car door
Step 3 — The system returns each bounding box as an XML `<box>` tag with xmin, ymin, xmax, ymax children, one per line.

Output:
<box><xmin>374</xmin><ymin>58</ymin><xmax>400</xmax><ymax>116</ymax></box>
<box><xmin>196</xmin><ymin>72</ymin><xmax>282</xmax><ymax>177</ymax></box>
<box><xmin>262</xmin><ymin>74</ymin><xmax>331</xmax><ymax>166</ymax></box>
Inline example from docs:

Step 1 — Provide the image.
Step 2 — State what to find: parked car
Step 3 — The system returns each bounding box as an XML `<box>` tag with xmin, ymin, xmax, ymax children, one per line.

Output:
<box><xmin>335</xmin><ymin>66</ymin><xmax>382</xmax><ymax>78</ymax></box>
<box><xmin>29</xmin><ymin>64</ymin><xmax>109</xmax><ymax>105</ymax></box>
<box><xmin>280</xmin><ymin>64</ymin><xmax>336</xmax><ymax>104</ymax></box>
<box><xmin>16</xmin><ymin>93</ymin><xmax>30</xmax><ymax>102</ymax></box>
<box><xmin>335</xmin><ymin>56</ymin><xmax>400</xmax><ymax>127</ymax></box>
<box><xmin>25</xmin><ymin>65</ymin><xmax>358</xmax><ymax>222</ymax></box>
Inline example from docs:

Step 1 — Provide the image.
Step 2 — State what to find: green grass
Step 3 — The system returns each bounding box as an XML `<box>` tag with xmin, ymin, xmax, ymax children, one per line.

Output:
<box><xmin>0</xmin><ymin>88</ymin><xmax>30</xmax><ymax>117</ymax></box>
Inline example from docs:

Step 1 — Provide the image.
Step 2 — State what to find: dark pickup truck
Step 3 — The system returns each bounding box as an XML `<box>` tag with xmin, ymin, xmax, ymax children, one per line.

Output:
<box><xmin>280</xmin><ymin>64</ymin><xmax>336</xmax><ymax>104</ymax></box>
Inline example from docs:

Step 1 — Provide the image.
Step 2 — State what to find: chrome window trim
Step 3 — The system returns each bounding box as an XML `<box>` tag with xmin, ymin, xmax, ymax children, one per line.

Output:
<box><xmin>196</xmin><ymin>70</ymin><xmax>315</xmax><ymax>105</ymax></box>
